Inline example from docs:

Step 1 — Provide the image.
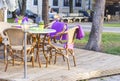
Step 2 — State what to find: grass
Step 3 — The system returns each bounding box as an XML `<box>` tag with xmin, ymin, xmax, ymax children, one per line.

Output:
<box><xmin>74</xmin><ymin>32</ymin><xmax>120</xmax><ymax>55</ymax></box>
<box><xmin>103</xmin><ymin>23</ymin><xmax>120</xmax><ymax>27</ymax></box>
<box><xmin>7</xmin><ymin>18</ymin><xmax>120</xmax><ymax>55</ymax></box>
<box><xmin>7</xmin><ymin>18</ymin><xmax>14</xmax><ymax>23</ymax></box>
<box><xmin>7</xmin><ymin>18</ymin><xmax>120</xmax><ymax>28</ymax></box>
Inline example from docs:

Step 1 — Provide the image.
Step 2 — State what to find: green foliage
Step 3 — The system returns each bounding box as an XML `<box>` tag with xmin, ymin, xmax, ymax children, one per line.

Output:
<box><xmin>7</xmin><ymin>18</ymin><xmax>14</xmax><ymax>23</ymax></box>
<box><xmin>75</xmin><ymin>32</ymin><xmax>89</xmax><ymax>44</ymax></box>
<box><xmin>103</xmin><ymin>23</ymin><xmax>120</xmax><ymax>27</ymax></box>
<box><xmin>101</xmin><ymin>33</ymin><xmax>120</xmax><ymax>55</ymax></box>
<box><xmin>39</xmin><ymin>21</ymin><xmax>44</xmax><ymax>25</ymax></box>
<box><xmin>75</xmin><ymin>32</ymin><xmax>120</xmax><ymax>55</ymax></box>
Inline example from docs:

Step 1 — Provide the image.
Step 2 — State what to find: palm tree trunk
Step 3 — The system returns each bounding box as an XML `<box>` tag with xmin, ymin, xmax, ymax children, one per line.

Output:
<box><xmin>85</xmin><ymin>0</ymin><xmax>106</xmax><ymax>51</ymax></box>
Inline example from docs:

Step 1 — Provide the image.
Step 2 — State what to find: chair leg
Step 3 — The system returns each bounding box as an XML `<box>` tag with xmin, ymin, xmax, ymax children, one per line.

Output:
<box><xmin>49</xmin><ymin>48</ymin><xmax>53</xmax><ymax>64</ymax></box>
<box><xmin>31</xmin><ymin>48</ymin><xmax>34</xmax><ymax>67</ymax></box>
<box><xmin>69</xmin><ymin>49</ymin><xmax>76</xmax><ymax>67</ymax></box>
<box><xmin>4</xmin><ymin>45</ymin><xmax>7</xmax><ymax>64</ymax></box>
<box><xmin>54</xmin><ymin>51</ymin><xmax>57</xmax><ymax>64</ymax></box>
<box><xmin>4</xmin><ymin>60</ymin><xmax>8</xmax><ymax>72</ymax></box>
<box><xmin>66</xmin><ymin>57</ymin><xmax>70</xmax><ymax>70</ymax></box>
<box><xmin>20</xmin><ymin>50</ymin><xmax>24</xmax><ymax>65</ymax></box>
<box><xmin>12</xmin><ymin>52</ymin><xmax>15</xmax><ymax>66</ymax></box>
<box><xmin>73</xmin><ymin>55</ymin><xmax>76</xmax><ymax>67</ymax></box>
<box><xmin>37</xmin><ymin>53</ymin><xmax>41</xmax><ymax>68</ymax></box>
<box><xmin>5</xmin><ymin>51</ymin><xmax>12</xmax><ymax>72</ymax></box>
<box><xmin>42</xmin><ymin>42</ymin><xmax>47</xmax><ymax>60</ymax></box>
<box><xmin>31</xmin><ymin>56</ymin><xmax>34</xmax><ymax>67</ymax></box>
<box><xmin>62</xmin><ymin>55</ymin><xmax>65</xmax><ymax>61</ymax></box>
<box><xmin>46</xmin><ymin>47</ymin><xmax>53</xmax><ymax>67</ymax></box>
<box><xmin>4</xmin><ymin>55</ymin><xmax>9</xmax><ymax>72</ymax></box>
<box><xmin>46</xmin><ymin>56</ymin><xmax>48</xmax><ymax>68</ymax></box>
<box><xmin>36</xmin><ymin>40</ymin><xmax>41</xmax><ymax>68</ymax></box>
<box><xmin>66</xmin><ymin>49</ymin><xmax>70</xmax><ymax>70</ymax></box>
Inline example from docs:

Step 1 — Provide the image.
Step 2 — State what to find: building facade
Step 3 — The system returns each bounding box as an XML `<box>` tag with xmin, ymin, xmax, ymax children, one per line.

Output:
<box><xmin>27</xmin><ymin>0</ymin><xmax>93</xmax><ymax>16</ymax></box>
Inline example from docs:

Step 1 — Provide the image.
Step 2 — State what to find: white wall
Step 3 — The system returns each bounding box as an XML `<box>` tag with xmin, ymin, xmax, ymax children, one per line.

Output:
<box><xmin>27</xmin><ymin>0</ymin><xmax>93</xmax><ymax>14</ymax></box>
<box><xmin>27</xmin><ymin>0</ymin><xmax>42</xmax><ymax>16</ymax></box>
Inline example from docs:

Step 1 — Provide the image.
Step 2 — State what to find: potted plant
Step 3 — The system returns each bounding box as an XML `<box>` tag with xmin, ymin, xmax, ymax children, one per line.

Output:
<box><xmin>39</xmin><ymin>21</ymin><xmax>44</xmax><ymax>30</ymax></box>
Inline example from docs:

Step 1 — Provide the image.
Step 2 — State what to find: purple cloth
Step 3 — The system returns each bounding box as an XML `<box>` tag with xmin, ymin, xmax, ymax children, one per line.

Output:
<box><xmin>22</xmin><ymin>17</ymin><xmax>28</xmax><ymax>23</ymax></box>
<box><xmin>14</xmin><ymin>17</ymin><xmax>28</xmax><ymax>28</ymax></box>
<box><xmin>15</xmin><ymin>17</ymin><xmax>28</xmax><ymax>24</ymax></box>
<box><xmin>50</xmin><ymin>21</ymin><xmax>68</xmax><ymax>40</ymax></box>
<box><xmin>76</xmin><ymin>25</ymin><xmax>85</xmax><ymax>39</ymax></box>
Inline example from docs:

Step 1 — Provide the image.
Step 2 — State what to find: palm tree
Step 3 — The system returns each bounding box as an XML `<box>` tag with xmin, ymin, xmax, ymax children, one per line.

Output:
<box><xmin>85</xmin><ymin>0</ymin><xmax>106</xmax><ymax>51</ymax></box>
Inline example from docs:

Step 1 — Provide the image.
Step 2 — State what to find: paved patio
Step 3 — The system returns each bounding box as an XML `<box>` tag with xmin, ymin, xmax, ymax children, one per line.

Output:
<box><xmin>0</xmin><ymin>45</ymin><xmax>120</xmax><ymax>81</ymax></box>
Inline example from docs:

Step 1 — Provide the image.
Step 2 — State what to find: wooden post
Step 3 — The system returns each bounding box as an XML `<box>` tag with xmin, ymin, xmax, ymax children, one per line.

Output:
<box><xmin>0</xmin><ymin>9</ymin><xmax>4</xmax><ymax>44</ymax></box>
<box><xmin>0</xmin><ymin>8</ymin><xmax>4</xmax><ymax>21</ymax></box>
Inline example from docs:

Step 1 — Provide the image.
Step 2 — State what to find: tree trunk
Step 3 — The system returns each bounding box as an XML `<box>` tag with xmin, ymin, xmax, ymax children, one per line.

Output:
<box><xmin>20</xmin><ymin>0</ymin><xmax>27</xmax><ymax>16</ymax></box>
<box><xmin>0</xmin><ymin>9</ymin><xmax>4</xmax><ymax>21</ymax></box>
<box><xmin>69</xmin><ymin>0</ymin><xmax>73</xmax><ymax>13</ymax></box>
<box><xmin>42</xmin><ymin>0</ymin><xmax>49</xmax><ymax>26</ymax></box>
<box><xmin>18</xmin><ymin>0</ymin><xmax>22</xmax><ymax>12</ymax></box>
<box><xmin>85</xmin><ymin>0</ymin><xmax>106</xmax><ymax>51</ymax></box>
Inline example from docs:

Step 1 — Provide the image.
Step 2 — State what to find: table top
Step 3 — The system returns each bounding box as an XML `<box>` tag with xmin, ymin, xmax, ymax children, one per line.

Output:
<box><xmin>12</xmin><ymin>23</ymin><xmax>37</xmax><ymax>28</ymax></box>
<box><xmin>0</xmin><ymin>22</ymin><xmax>56</xmax><ymax>37</ymax></box>
<box><xmin>28</xmin><ymin>27</ymin><xmax>56</xmax><ymax>34</ymax></box>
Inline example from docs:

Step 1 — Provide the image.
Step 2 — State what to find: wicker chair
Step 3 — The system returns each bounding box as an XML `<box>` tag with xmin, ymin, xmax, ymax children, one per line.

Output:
<box><xmin>3</xmin><ymin>28</ymin><xmax>36</xmax><ymax>72</ymax></box>
<box><xmin>46</xmin><ymin>26</ymin><xmax>79</xmax><ymax>70</ymax></box>
<box><xmin>49</xmin><ymin>20</ymin><xmax>68</xmax><ymax>43</ymax></box>
<box><xmin>33</xmin><ymin>21</ymin><xmax>68</xmax><ymax>67</ymax></box>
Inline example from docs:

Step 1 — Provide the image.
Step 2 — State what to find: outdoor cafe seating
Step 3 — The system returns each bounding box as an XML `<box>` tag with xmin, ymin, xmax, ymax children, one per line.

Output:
<box><xmin>3</xmin><ymin>28</ymin><xmax>36</xmax><ymax>72</ymax></box>
<box><xmin>30</xmin><ymin>20</ymin><xmax>68</xmax><ymax>67</ymax></box>
<box><xmin>46</xmin><ymin>26</ymin><xmax>80</xmax><ymax>70</ymax></box>
<box><xmin>0</xmin><ymin>18</ymin><xmax>84</xmax><ymax>72</ymax></box>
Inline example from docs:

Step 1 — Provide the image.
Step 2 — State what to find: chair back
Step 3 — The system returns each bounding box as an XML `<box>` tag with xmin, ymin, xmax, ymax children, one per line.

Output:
<box><xmin>67</xmin><ymin>26</ymin><xmax>78</xmax><ymax>44</ymax></box>
<box><xmin>3</xmin><ymin>28</ymin><xmax>24</xmax><ymax>46</ymax></box>
<box><xmin>50</xmin><ymin>20</ymin><xmax>68</xmax><ymax>40</ymax></box>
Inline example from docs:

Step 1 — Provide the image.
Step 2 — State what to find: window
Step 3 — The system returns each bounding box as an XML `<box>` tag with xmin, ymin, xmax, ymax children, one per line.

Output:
<box><xmin>64</xmin><ymin>0</ymin><xmax>69</xmax><ymax>6</ymax></box>
<box><xmin>75</xmin><ymin>0</ymin><xmax>81</xmax><ymax>7</ymax></box>
<box><xmin>33</xmin><ymin>0</ymin><xmax>38</xmax><ymax>5</ymax></box>
<box><xmin>53</xmin><ymin>0</ymin><xmax>58</xmax><ymax>6</ymax></box>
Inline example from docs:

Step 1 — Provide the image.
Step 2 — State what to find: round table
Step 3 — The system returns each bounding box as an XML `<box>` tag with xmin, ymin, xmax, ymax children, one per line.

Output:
<box><xmin>28</xmin><ymin>27</ymin><xmax>56</xmax><ymax>67</ymax></box>
<box><xmin>28</xmin><ymin>28</ymin><xmax>56</xmax><ymax>34</ymax></box>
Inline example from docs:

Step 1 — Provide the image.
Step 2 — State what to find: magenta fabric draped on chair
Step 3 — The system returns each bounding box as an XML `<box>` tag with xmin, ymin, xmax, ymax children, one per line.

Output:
<box><xmin>64</xmin><ymin>25</ymin><xmax>85</xmax><ymax>49</ymax></box>
<box><xmin>76</xmin><ymin>25</ymin><xmax>85</xmax><ymax>39</ymax></box>
<box><xmin>50</xmin><ymin>20</ymin><xmax>68</xmax><ymax>40</ymax></box>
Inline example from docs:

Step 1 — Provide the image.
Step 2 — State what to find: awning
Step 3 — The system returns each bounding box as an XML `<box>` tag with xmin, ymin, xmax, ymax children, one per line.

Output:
<box><xmin>0</xmin><ymin>0</ymin><xmax>18</xmax><ymax>11</ymax></box>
